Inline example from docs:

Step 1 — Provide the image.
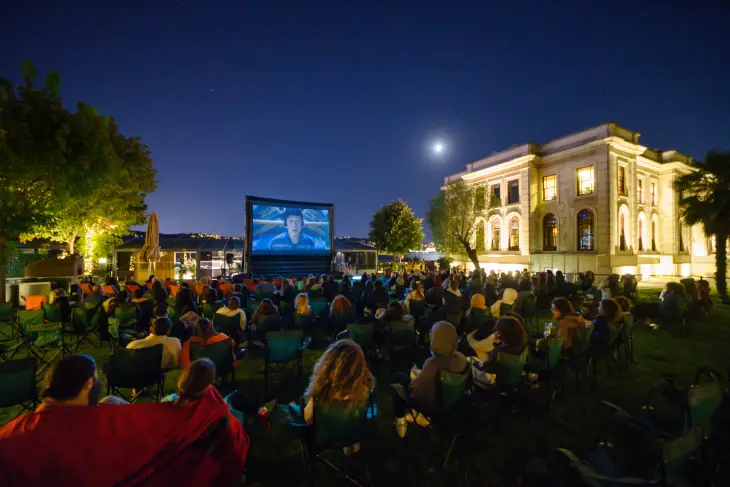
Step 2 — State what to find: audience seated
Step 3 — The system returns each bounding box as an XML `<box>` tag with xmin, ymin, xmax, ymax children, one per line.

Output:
<box><xmin>295</xmin><ymin>293</ymin><xmax>312</xmax><ymax>315</ymax></box>
<box><xmin>255</xmin><ymin>277</ymin><xmax>276</xmax><ymax>298</ymax></box>
<box><xmin>231</xmin><ymin>284</ymin><xmax>249</xmax><ymax>310</ymax></box>
<box><xmin>179</xmin><ymin>317</ymin><xmax>237</xmax><ymax>368</ymax></box>
<box><xmin>513</xmin><ymin>279</ymin><xmax>534</xmax><ymax>313</ymax></box>
<box><xmin>490</xmin><ymin>287</ymin><xmax>518</xmax><ymax>319</ymax></box>
<box><xmin>127</xmin><ymin>317</ymin><xmax>182</xmax><ymax>370</ymax></box>
<box><xmin>590</xmin><ymin>299</ymin><xmax>621</xmax><ymax>348</ymax></box>
<box><xmin>392</xmin><ymin>321</ymin><xmax>468</xmax><ymax>436</ymax></box>
<box><xmin>472</xmin><ymin>315</ymin><xmax>527</xmax><ymax>375</ymax></box>
<box><xmin>550</xmin><ymin>298</ymin><xmax>588</xmax><ymax>351</ymax></box>
<box><xmin>175</xmin><ymin>287</ymin><xmax>197</xmax><ymax>315</ymax></box>
<box><xmin>366</xmin><ymin>280</ymin><xmax>389</xmax><ymax>311</ymax></box>
<box><xmin>404</xmin><ymin>280</ymin><xmax>424</xmax><ymax>314</ymax></box>
<box><xmin>84</xmin><ymin>285</ymin><xmax>106</xmax><ymax>307</ymax></box>
<box><xmin>697</xmin><ymin>279</ymin><xmax>713</xmax><ymax>313</ymax></box>
<box><xmin>151</xmin><ymin>278</ymin><xmax>168</xmax><ymax>303</ymax></box>
<box><xmin>216</xmin><ymin>296</ymin><xmax>247</xmax><ymax>331</ymax></box>
<box><xmin>0</xmin><ymin>354</ymin><xmax>250</xmax><ymax>485</ymax></box>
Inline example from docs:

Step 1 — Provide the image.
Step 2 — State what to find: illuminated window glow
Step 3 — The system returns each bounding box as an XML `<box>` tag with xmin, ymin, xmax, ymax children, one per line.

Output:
<box><xmin>543</xmin><ymin>175</ymin><xmax>557</xmax><ymax>201</ymax></box>
<box><xmin>577</xmin><ymin>166</ymin><xmax>595</xmax><ymax>195</ymax></box>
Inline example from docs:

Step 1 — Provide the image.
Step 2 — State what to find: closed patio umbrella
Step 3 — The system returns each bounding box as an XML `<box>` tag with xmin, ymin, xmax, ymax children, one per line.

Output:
<box><xmin>141</xmin><ymin>212</ymin><xmax>161</xmax><ymax>275</ymax></box>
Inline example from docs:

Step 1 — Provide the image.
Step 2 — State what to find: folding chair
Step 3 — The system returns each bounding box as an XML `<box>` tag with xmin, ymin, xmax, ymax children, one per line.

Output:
<box><xmin>0</xmin><ymin>301</ymin><xmax>15</xmax><ymax>340</ymax></box>
<box><xmin>24</xmin><ymin>295</ymin><xmax>47</xmax><ymax>311</ymax></box>
<box><xmin>114</xmin><ymin>303</ymin><xmax>139</xmax><ymax>333</ymax></box>
<box><xmin>19</xmin><ymin>309</ymin><xmax>67</xmax><ymax>376</ymax></box>
<box><xmin>347</xmin><ymin>323</ymin><xmax>375</xmax><ymax>357</ymax></box>
<box><xmin>284</xmin><ymin>395</ymin><xmax>376</xmax><ymax>487</ymax></box>
<box><xmin>103</xmin><ymin>285</ymin><xmax>117</xmax><ymax>297</ymax></box>
<box><xmin>71</xmin><ymin>306</ymin><xmax>100</xmax><ymax>352</ymax></box>
<box><xmin>526</xmin><ymin>336</ymin><xmax>564</xmax><ymax>410</ymax></box>
<box><xmin>264</xmin><ymin>330</ymin><xmax>309</xmax><ymax>399</ymax></box>
<box><xmin>190</xmin><ymin>338</ymin><xmax>235</xmax><ymax>385</ymax></box>
<box><xmin>213</xmin><ymin>313</ymin><xmax>243</xmax><ymax>343</ymax></box>
<box><xmin>103</xmin><ymin>344</ymin><xmax>166</xmax><ymax>403</ymax></box>
<box><xmin>0</xmin><ymin>358</ymin><xmax>39</xmax><ymax>419</ymax></box>
<box><xmin>79</xmin><ymin>283</ymin><xmax>94</xmax><ymax>296</ymax></box>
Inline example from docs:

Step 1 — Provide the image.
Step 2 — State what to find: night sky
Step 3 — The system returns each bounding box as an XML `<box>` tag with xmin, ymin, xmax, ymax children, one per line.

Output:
<box><xmin>2</xmin><ymin>1</ymin><xmax>729</xmax><ymax>239</ymax></box>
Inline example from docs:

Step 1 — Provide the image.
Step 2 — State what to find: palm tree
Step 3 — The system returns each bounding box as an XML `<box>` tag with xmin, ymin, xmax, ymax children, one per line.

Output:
<box><xmin>674</xmin><ymin>150</ymin><xmax>730</xmax><ymax>303</ymax></box>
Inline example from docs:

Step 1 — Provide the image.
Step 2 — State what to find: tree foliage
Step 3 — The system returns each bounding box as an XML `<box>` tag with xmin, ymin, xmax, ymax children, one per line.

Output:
<box><xmin>368</xmin><ymin>200</ymin><xmax>424</xmax><ymax>259</ymax></box>
<box><xmin>675</xmin><ymin>150</ymin><xmax>730</xmax><ymax>300</ymax></box>
<box><xmin>427</xmin><ymin>180</ymin><xmax>498</xmax><ymax>270</ymax></box>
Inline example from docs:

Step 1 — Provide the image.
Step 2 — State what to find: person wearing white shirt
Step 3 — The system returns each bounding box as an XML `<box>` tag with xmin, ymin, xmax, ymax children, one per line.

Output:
<box><xmin>126</xmin><ymin>317</ymin><xmax>181</xmax><ymax>370</ymax></box>
<box><xmin>215</xmin><ymin>296</ymin><xmax>247</xmax><ymax>331</ymax></box>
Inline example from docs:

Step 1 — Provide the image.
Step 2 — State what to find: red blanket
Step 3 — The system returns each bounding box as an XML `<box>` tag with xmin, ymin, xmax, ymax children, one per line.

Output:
<box><xmin>0</xmin><ymin>388</ymin><xmax>250</xmax><ymax>486</ymax></box>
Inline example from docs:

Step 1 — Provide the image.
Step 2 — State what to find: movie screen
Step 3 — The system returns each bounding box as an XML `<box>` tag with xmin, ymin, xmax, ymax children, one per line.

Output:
<box><xmin>250</xmin><ymin>202</ymin><xmax>331</xmax><ymax>255</ymax></box>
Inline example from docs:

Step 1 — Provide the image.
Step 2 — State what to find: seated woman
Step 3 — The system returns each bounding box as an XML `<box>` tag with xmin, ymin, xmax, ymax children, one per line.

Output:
<box><xmin>205</xmin><ymin>288</ymin><xmax>220</xmax><ymax>307</ymax></box>
<box><xmin>466</xmin><ymin>293</ymin><xmax>489</xmax><ymax>330</ymax></box>
<box><xmin>296</xmin><ymin>339</ymin><xmax>373</xmax><ymax>454</ymax></box>
<box><xmin>632</xmin><ymin>281</ymin><xmax>687</xmax><ymax>327</ymax></box>
<box><xmin>404</xmin><ymin>280</ymin><xmax>425</xmax><ymax>315</ymax></box>
<box><xmin>279</xmin><ymin>278</ymin><xmax>296</xmax><ymax>306</ymax></box>
<box><xmin>697</xmin><ymin>279</ymin><xmax>713</xmax><ymax>314</ymax></box>
<box><xmin>251</xmin><ymin>298</ymin><xmax>279</xmax><ymax>331</ymax></box>
<box><xmin>179</xmin><ymin>317</ymin><xmax>237</xmax><ymax>369</ymax></box>
<box><xmin>392</xmin><ymin>321</ymin><xmax>468</xmax><ymax>437</ymax></box>
<box><xmin>151</xmin><ymin>279</ymin><xmax>169</xmax><ymax>304</ymax></box>
<box><xmin>466</xmin><ymin>300</ymin><xmax>497</xmax><ymax>361</ymax></box>
<box><xmin>197</xmin><ymin>285</ymin><xmax>210</xmax><ymax>307</ymax></box>
<box><xmin>490</xmin><ymin>287</ymin><xmax>518</xmax><ymax>319</ymax></box>
<box><xmin>513</xmin><ymin>279</ymin><xmax>534</xmax><ymax>314</ymax></box>
<box><xmin>295</xmin><ymin>293</ymin><xmax>312</xmax><ymax>316</ymax></box>
<box><xmin>330</xmin><ymin>295</ymin><xmax>354</xmax><ymax>335</ymax></box>
<box><xmin>549</xmin><ymin>298</ymin><xmax>588</xmax><ymax>351</ymax></box>
<box><xmin>473</xmin><ymin>315</ymin><xmax>527</xmax><ymax>374</ymax></box>
<box><xmin>590</xmin><ymin>298</ymin><xmax>622</xmax><ymax>349</ymax></box>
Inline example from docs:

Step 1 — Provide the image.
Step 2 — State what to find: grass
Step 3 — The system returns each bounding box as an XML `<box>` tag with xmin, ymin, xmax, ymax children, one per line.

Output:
<box><xmin>2</xmin><ymin>288</ymin><xmax>730</xmax><ymax>486</ymax></box>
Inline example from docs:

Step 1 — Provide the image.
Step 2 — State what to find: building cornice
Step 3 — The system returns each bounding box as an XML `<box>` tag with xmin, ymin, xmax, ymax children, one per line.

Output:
<box><xmin>460</xmin><ymin>154</ymin><xmax>536</xmax><ymax>181</ymax></box>
<box><xmin>604</xmin><ymin>136</ymin><xmax>646</xmax><ymax>156</ymax></box>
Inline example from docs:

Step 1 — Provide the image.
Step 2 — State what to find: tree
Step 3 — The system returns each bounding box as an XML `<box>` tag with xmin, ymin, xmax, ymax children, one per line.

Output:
<box><xmin>675</xmin><ymin>150</ymin><xmax>730</xmax><ymax>303</ymax></box>
<box><xmin>427</xmin><ymin>180</ymin><xmax>498</xmax><ymax>271</ymax></box>
<box><xmin>436</xmin><ymin>256</ymin><xmax>453</xmax><ymax>271</ymax></box>
<box><xmin>368</xmin><ymin>200</ymin><xmax>424</xmax><ymax>262</ymax></box>
<box><xmin>21</xmin><ymin>127</ymin><xmax>156</xmax><ymax>268</ymax></box>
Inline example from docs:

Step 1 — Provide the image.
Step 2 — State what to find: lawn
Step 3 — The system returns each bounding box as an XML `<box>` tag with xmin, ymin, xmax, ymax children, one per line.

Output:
<box><xmin>2</xmin><ymin>288</ymin><xmax>729</xmax><ymax>486</ymax></box>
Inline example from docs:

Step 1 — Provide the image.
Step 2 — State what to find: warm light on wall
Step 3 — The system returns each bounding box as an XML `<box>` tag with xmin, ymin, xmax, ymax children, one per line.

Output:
<box><xmin>679</xmin><ymin>263</ymin><xmax>691</xmax><ymax>277</ymax></box>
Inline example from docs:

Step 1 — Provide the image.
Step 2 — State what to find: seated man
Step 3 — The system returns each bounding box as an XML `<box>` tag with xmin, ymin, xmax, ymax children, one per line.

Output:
<box><xmin>216</xmin><ymin>296</ymin><xmax>247</xmax><ymax>332</ymax></box>
<box><xmin>0</xmin><ymin>355</ymin><xmax>250</xmax><ymax>486</ymax></box>
<box><xmin>254</xmin><ymin>277</ymin><xmax>276</xmax><ymax>298</ymax></box>
<box><xmin>83</xmin><ymin>285</ymin><xmax>106</xmax><ymax>307</ymax></box>
<box><xmin>126</xmin><ymin>317</ymin><xmax>182</xmax><ymax>369</ymax></box>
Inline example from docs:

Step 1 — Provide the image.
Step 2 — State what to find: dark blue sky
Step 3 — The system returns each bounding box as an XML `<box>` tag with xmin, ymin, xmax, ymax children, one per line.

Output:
<box><xmin>3</xmin><ymin>1</ymin><xmax>729</xmax><ymax>238</ymax></box>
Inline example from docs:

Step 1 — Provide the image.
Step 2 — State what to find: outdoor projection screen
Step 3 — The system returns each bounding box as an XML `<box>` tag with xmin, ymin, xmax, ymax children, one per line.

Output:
<box><xmin>246</xmin><ymin>197</ymin><xmax>334</xmax><ymax>256</ymax></box>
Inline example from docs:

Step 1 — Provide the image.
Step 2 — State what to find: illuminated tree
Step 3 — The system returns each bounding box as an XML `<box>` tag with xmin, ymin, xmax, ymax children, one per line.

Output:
<box><xmin>675</xmin><ymin>150</ymin><xmax>730</xmax><ymax>302</ymax></box>
<box><xmin>368</xmin><ymin>200</ymin><xmax>424</xmax><ymax>261</ymax></box>
<box><xmin>427</xmin><ymin>180</ymin><xmax>499</xmax><ymax>271</ymax></box>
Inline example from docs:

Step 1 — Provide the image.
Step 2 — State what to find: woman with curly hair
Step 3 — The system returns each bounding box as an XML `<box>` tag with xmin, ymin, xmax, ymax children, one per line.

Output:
<box><xmin>302</xmin><ymin>339</ymin><xmax>373</xmax><ymax>425</ymax></box>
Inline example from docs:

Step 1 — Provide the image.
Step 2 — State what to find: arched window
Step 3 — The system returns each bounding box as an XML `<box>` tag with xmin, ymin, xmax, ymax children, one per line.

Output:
<box><xmin>508</xmin><ymin>217</ymin><xmax>520</xmax><ymax>250</ymax></box>
<box><xmin>476</xmin><ymin>224</ymin><xmax>485</xmax><ymax>252</ymax></box>
<box><xmin>638</xmin><ymin>217</ymin><xmax>644</xmax><ymax>251</ymax></box>
<box><xmin>490</xmin><ymin>219</ymin><xmax>501</xmax><ymax>251</ymax></box>
<box><xmin>619</xmin><ymin>213</ymin><xmax>627</xmax><ymax>251</ymax></box>
<box><xmin>651</xmin><ymin>215</ymin><xmax>658</xmax><ymax>251</ymax></box>
<box><xmin>577</xmin><ymin>209</ymin><xmax>594</xmax><ymax>251</ymax></box>
<box><xmin>543</xmin><ymin>213</ymin><xmax>557</xmax><ymax>251</ymax></box>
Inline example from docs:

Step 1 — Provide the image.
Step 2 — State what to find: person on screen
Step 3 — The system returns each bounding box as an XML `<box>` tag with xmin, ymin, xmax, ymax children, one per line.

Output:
<box><xmin>269</xmin><ymin>209</ymin><xmax>316</xmax><ymax>251</ymax></box>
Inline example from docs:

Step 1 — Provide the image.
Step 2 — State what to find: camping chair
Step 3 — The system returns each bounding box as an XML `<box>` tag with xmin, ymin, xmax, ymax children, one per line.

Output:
<box><xmin>219</xmin><ymin>284</ymin><xmax>233</xmax><ymax>297</ymax></box>
<box><xmin>264</xmin><ymin>330</ymin><xmax>309</xmax><ymax>399</ymax></box>
<box><xmin>102</xmin><ymin>285</ymin><xmax>117</xmax><ymax>297</ymax></box>
<box><xmin>556</xmin><ymin>426</ymin><xmax>704</xmax><ymax>487</ymax></box>
<box><xmin>592</xmin><ymin>322</ymin><xmax>624</xmax><ymax>379</ymax></box>
<box><xmin>71</xmin><ymin>306</ymin><xmax>100</xmax><ymax>352</ymax></box>
<box><xmin>467</xmin><ymin>308</ymin><xmax>490</xmax><ymax>335</ymax></box>
<box><xmin>213</xmin><ymin>314</ymin><xmax>242</xmax><ymax>343</ymax></box>
<box><xmin>168</xmin><ymin>284</ymin><xmax>179</xmax><ymax>297</ymax></box>
<box><xmin>284</xmin><ymin>396</ymin><xmax>376</xmax><ymax>487</ymax></box>
<box><xmin>564</xmin><ymin>326</ymin><xmax>595</xmax><ymax>391</ymax></box>
<box><xmin>103</xmin><ymin>344</ymin><xmax>166</xmax><ymax>402</ymax></box>
<box><xmin>190</xmin><ymin>338</ymin><xmax>235</xmax><ymax>385</ymax></box>
<box><xmin>0</xmin><ymin>358</ymin><xmax>39</xmax><ymax>419</ymax></box>
<box><xmin>279</xmin><ymin>301</ymin><xmax>293</xmax><ymax>325</ymax></box>
<box><xmin>396</xmin><ymin>369</ymin><xmax>471</xmax><ymax>468</ymax></box>
<box><xmin>42</xmin><ymin>301</ymin><xmax>64</xmax><ymax>324</ymax></box>
<box><xmin>79</xmin><ymin>283</ymin><xmax>94</xmax><ymax>296</ymax></box>
<box><xmin>309</xmin><ymin>299</ymin><xmax>328</xmax><ymax>317</ymax></box>
<box><xmin>24</xmin><ymin>295</ymin><xmax>47</xmax><ymax>311</ymax></box>
<box><xmin>617</xmin><ymin>313</ymin><xmax>635</xmax><ymax>367</ymax></box>
<box><xmin>408</xmin><ymin>299</ymin><xmax>426</xmax><ymax>322</ymax></box>
<box><xmin>115</xmin><ymin>303</ymin><xmax>139</xmax><ymax>333</ymax></box>
<box><xmin>292</xmin><ymin>312</ymin><xmax>313</xmax><ymax>333</ymax></box>
<box><xmin>201</xmin><ymin>302</ymin><xmax>224</xmax><ymax>321</ymax></box>
<box><xmin>526</xmin><ymin>336</ymin><xmax>564</xmax><ymax>411</ymax></box>
<box><xmin>444</xmin><ymin>312</ymin><xmax>462</xmax><ymax>328</ymax></box>
<box><xmin>250</xmin><ymin>312</ymin><xmax>281</xmax><ymax>347</ymax></box>
<box><xmin>520</xmin><ymin>295</ymin><xmax>538</xmax><ymax>333</ymax></box>
<box><xmin>347</xmin><ymin>323</ymin><xmax>375</xmax><ymax>356</ymax></box>
<box><xmin>19</xmin><ymin>309</ymin><xmax>66</xmax><ymax>375</ymax></box>
<box><xmin>494</xmin><ymin>349</ymin><xmax>528</xmax><ymax>408</ymax></box>
<box><xmin>331</xmin><ymin>307</ymin><xmax>357</xmax><ymax>338</ymax></box>
<box><xmin>135</xmin><ymin>299</ymin><xmax>156</xmax><ymax>331</ymax></box>
<box><xmin>499</xmin><ymin>302</ymin><xmax>513</xmax><ymax>317</ymax></box>
<box><xmin>389</xmin><ymin>319</ymin><xmax>415</xmax><ymax>359</ymax></box>
<box><xmin>0</xmin><ymin>301</ymin><xmax>15</xmax><ymax>340</ymax></box>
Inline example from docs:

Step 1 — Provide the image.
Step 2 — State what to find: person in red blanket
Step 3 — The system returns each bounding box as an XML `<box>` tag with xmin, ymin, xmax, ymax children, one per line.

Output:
<box><xmin>0</xmin><ymin>354</ymin><xmax>250</xmax><ymax>486</ymax></box>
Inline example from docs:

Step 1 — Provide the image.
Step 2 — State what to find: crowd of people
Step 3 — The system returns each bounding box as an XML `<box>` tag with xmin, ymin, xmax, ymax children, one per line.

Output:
<box><xmin>0</xmin><ymin>266</ymin><xmax>716</xmax><ymax>483</ymax></box>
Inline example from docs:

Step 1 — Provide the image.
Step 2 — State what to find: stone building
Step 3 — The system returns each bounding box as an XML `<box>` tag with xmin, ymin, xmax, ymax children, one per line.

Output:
<box><xmin>444</xmin><ymin>122</ymin><xmax>717</xmax><ymax>278</ymax></box>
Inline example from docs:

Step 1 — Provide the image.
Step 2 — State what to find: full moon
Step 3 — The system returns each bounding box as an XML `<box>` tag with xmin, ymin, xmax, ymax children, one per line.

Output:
<box><xmin>433</xmin><ymin>142</ymin><xmax>444</xmax><ymax>154</ymax></box>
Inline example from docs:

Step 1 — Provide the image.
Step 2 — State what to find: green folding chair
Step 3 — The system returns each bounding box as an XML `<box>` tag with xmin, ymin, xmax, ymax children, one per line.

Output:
<box><xmin>70</xmin><ymin>306</ymin><xmax>100</xmax><ymax>352</ymax></box>
<box><xmin>103</xmin><ymin>344</ymin><xmax>166</xmax><ymax>402</ymax></box>
<box><xmin>42</xmin><ymin>302</ymin><xmax>64</xmax><ymax>324</ymax></box>
<box><xmin>250</xmin><ymin>313</ymin><xmax>281</xmax><ymax>347</ymax></box>
<box><xmin>309</xmin><ymin>299</ymin><xmax>328</xmax><ymax>317</ymax></box>
<box><xmin>190</xmin><ymin>338</ymin><xmax>235</xmax><ymax>385</ymax></box>
<box><xmin>19</xmin><ymin>309</ymin><xmax>66</xmax><ymax>375</ymax></box>
<box><xmin>201</xmin><ymin>302</ymin><xmax>223</xmax><ymax>321</ymax></box>
<box><xmin>527</xmin><ymin>336</ymin><xmax>564</xmax><ymax>410</ymax></box>
<box><xmin>0</xmin><ymin>357</ymin><xmax>39</xmax><ymax>419</ymax></box>
<box><xmin>114</xmin><ymin>303</ymin><xmax>138</xmax><ymax>332</ymax></box>
<box><xmin>292</xmin><ymin>312</ymin><xmax>313</xmax><ymax>332</ymax></box>
<box><xmin>0</xmin><ymin>301</ymin><xmax>14</xmax><ymax>340</ymax></box>
<box><xmin>213</xmin><ymin>313</ymin><xmax>243</xmax><ymax>343</ymax></box>
<box><xmin>520</xmin><ymin>295</ymin><xmax>538</xmax><ymax>333</ymax></box>
<box><xmin>347</xmin><ymin>323</ymin><xmax>375</xmax><ymax>354</ymax></box>
<box><xmin>390</xmin><ymin>319</ymin><xmax>416</xmax><ymax>357</ymax></box>
<box><xmin>284</xmin><ymin>396</ymin><xmax>376</xmax><ymax>487</ymax></box>
<box><xmin>264</xmin><ymin>330</ymin><xmax>309</xmax><ymax>399</ymax></box>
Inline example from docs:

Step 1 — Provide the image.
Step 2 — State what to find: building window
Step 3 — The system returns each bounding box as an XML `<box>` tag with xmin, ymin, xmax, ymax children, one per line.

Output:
<box><xmin>679</xmin><ymin>224</ymin><xmax>685</xmax><ymax>252</ymax></box>
<box><xmin>508</xmin><ymin>217</ymin><xmax>520</xmax><ymax>250</ymax></box>
<box><xmin>576</xmin><ymin>166</ymin><xmax>595</xmax><ymax>195</ymax></box>
<box><xmin>650</xmin><ymin>181</ymin><xmax>657</xmax><ymax>205</ymax></box>
<box><xmin>507</xmin><ymin>180</ymin><xmax>519</xmax><ymax>204</ymax></box>
<box><xmin>619</xmin><ymin>213</ymin><xmax>627</xmax><ymax>251</ymax></box>
<box><xmin>543</xmin><ymin>213</ymin><xmax>557</xmax><ymax>251</ymax></box>
<box><xmin>651</xmin><ymin>217</ymin><xmax>657</xmax><ymax>251</ymax></box>
<box><xmin>543</xmin><ymin>175</ymin><xmax>557</xmax><ymax>201</ymax></box>
<box><xmin>638</xmin><ymin>179</ymin><xmax>644</xmax><ymax>204</ymax></box>
<box><xmin>491</xmin><ymin>184</ymin><xmax>501</xmax><ymax>202</ymax></box>
<box><xmin>577</xmin><ymin>209</ymin><xmax>595</xmax><ymax>251</ymax></box>
<box><xmin>638</xmin><ymin>218</ymin><xmax>644</xmax><ymax>251</ymax></box>
<box><xmin>490</xmin><ymin>219</ymin><xmax>501</xmax><ymax>251</ymax></box>
<box><xmin>707</xmin><ymin>236</ymin><xmax>714</xmax><ymax>255</ymax></box>
<box><xmin>474</xmin><ymin>186</ymin><xmax>485</xmax><ymax>211</ymax></box>
<box><xmin>476</xmin><ymin>224</ymin><xmax>485</xmax><ymax>252</ymax></box>
<box><xmin>618</xmin><ymin>166</ymin><xmax>626</xmax><ymax>196</ymax></box>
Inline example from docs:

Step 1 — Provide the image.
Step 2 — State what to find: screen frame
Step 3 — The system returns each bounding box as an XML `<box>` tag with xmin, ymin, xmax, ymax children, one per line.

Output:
<box><xmin>245</xmin><ymin>195</ymin><xmax>335</xmax><ymax>260</ymax></box>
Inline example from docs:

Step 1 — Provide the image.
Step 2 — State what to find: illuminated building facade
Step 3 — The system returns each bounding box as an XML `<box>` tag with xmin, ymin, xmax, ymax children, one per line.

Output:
<box><xmin>444</xmin><ymin>122</ymin><xmax>717</xmax><ymax>278</ymax></box>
